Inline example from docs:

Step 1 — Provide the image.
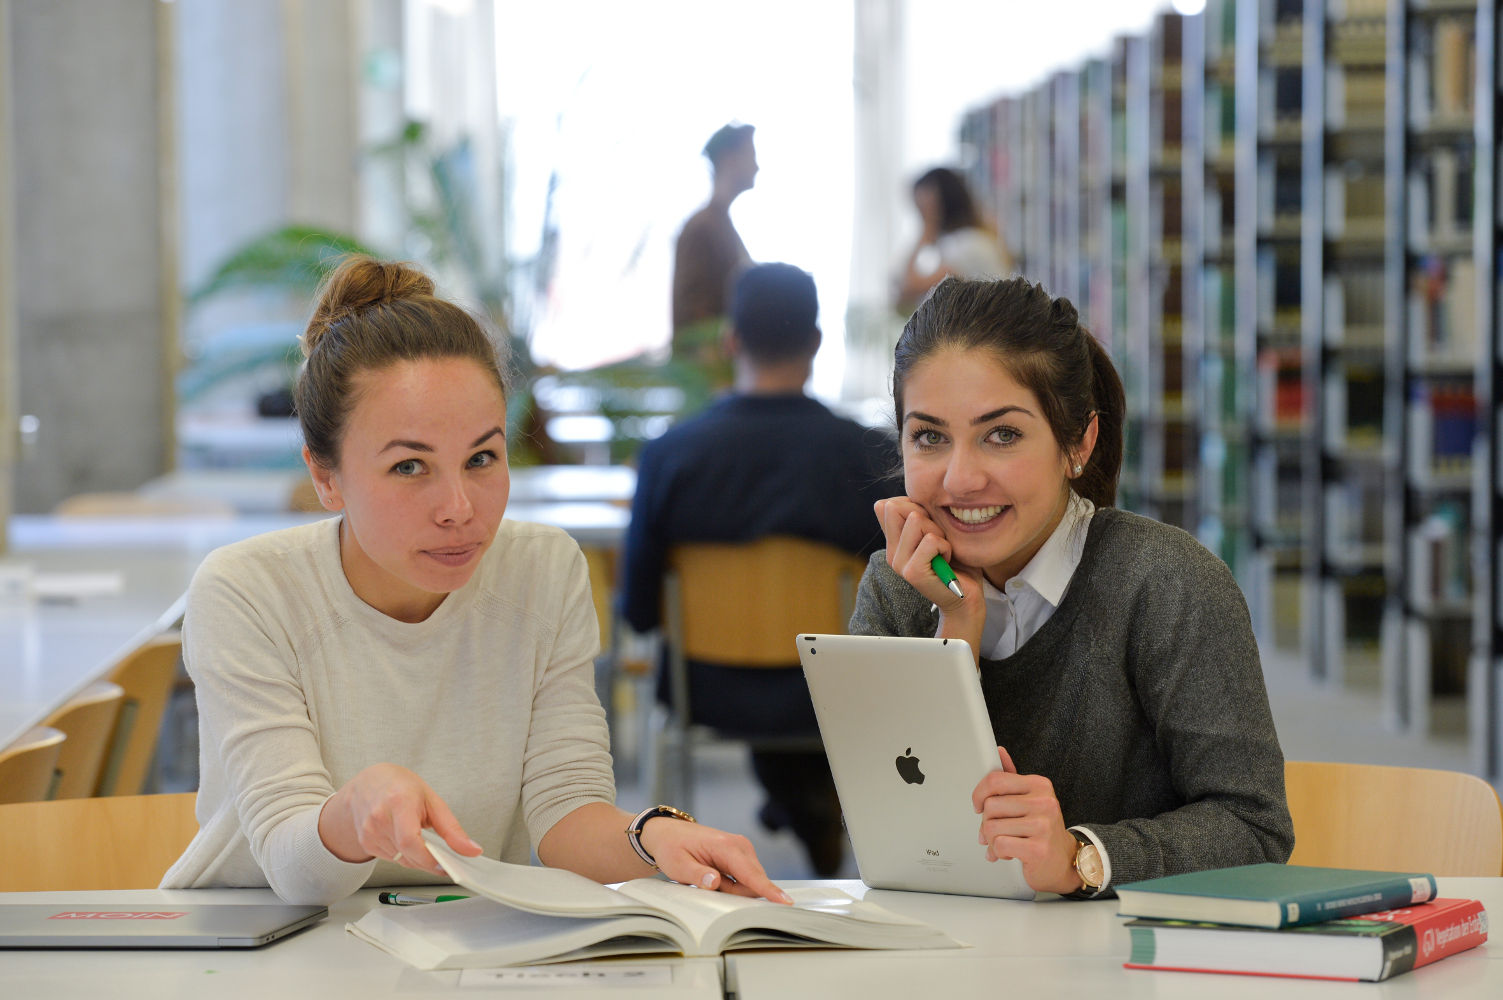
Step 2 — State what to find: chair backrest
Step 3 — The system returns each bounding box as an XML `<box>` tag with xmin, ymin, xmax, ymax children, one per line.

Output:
<box><xmin>41</xmin><ymin>682</ymin><xmax>125</xmax><ymax>799</ymax></box>
<box><xmin>0</xmin><ymin>792</ymin><xmax>200</xmax><ymax>890</ymax></box>
<box><xmin>0</xmin><ymin>727</ymin><xmax>67</xmax><ymax>804</ymax></box>
<box><xmin>582</xmin><ymin>545</ymin><xmax>617</xmax><ymax>656</ymax></box>
<box><xmin>97</xmin><ymin>633</ymin><xmax>183</xmax><ymax>796</ymax></box>
<box><xmin>1285</xmin><ymin>760</ymin><xmax>1503</xmax><ymax>876</ymax></box>
<box><xmin>665</xmin><ymin>536</ymin><xmax>868</xmax><ymax>666</ymax></box>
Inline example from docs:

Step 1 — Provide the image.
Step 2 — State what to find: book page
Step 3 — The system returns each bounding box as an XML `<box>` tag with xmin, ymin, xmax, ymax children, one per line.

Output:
<box><xmin>424</xmin><ymin>832</ymin><xmax>663</xmax><ymax>919</ymax></box>
<box><xmin>615</xmin><ymin>880</ymin><xmax>960</xmax><ymax>952</ymax></box>
<box><xmin>346</xmin><ymin>897</ymin><xmax>691</xmax><ymax>970</ymax></box>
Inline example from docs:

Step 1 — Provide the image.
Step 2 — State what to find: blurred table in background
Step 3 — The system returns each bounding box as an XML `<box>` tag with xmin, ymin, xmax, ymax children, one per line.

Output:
<box><xmin>2</xmin><ymin>497</ymin><xmax>630</xmax><ymax>753</ymax></box>
<box><xmin>138</xmin><ymin>465</ymin><xmax>636</xmax><ymax>514</ymax></box>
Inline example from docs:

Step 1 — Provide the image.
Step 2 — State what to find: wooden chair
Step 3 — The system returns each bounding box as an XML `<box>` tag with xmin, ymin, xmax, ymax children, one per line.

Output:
<box><xmin>40</xmin><ymin>682</ymin><xmax>125</xmax><ymax>799</ymax></box>
<box><xmin>652</xmin><ymin>537</ymin><xmax>867</xmax><ymax>809</ymax></box>
<box><xmin>0</xmin><ymin>727</ymin><xmax>67</xmax><ymax>804</ymax></box>
<box><xmin>1285</xmin><ymin>760</ymin><xmax>1503</xmax><ymax>876</ymax></box>
<box><xmin>0</xmin><ymin>793</ymin><xmax>199</xmax><ymax>890</ymax></box>
<box><xmin>96</xmin><ymin>634</ymin><xmax>183</xmax><ymax>796</ymax></box>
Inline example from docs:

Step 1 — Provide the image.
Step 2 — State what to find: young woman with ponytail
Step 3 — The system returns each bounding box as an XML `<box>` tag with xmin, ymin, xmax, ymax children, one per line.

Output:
<box><xmin>162</xmin><ymin>255</ymin><xmax>789</xmax><ymax>907</ymax></box>
<box><xmin>852</xmin><ymin>277</ymin><xmax>1292</xmax><ymax>898</ymax></box>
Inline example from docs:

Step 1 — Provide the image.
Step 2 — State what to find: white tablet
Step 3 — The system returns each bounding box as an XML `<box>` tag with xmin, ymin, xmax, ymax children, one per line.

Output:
<box><xmin>797</xmin><ymin>633</ymin><xmax>1035</xmax><ymax>900</ymax></box>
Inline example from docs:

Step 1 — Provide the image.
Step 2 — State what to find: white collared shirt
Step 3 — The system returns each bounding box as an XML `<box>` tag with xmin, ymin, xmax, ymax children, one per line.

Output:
<box><xmin>977</xmin><ymin>491</ymin><xmax>1095</xmax><ymax>659</ymax></box>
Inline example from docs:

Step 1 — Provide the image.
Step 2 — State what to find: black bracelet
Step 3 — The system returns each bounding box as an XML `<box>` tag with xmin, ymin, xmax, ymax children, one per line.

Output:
<box><xmin>624</xmin><ymin>804</ymin><xmax>696</xmax><ymax>868</ymax></box>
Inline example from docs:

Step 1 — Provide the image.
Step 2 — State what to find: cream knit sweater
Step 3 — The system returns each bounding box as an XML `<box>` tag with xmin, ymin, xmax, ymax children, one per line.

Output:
<box><xmin>160</xmin><ymin>516</ymin><xmax>614</xmax><ymax>904</ymax></box>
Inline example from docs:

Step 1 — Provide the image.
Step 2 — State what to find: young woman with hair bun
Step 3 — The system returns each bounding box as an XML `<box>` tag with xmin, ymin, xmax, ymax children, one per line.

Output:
<box><xmin>854</xmin><ymin>276</ymin><xmax>1292</xmax><ymax>899</ymax></box>
<box><xmin>162</xmin><ymin>255</ymin><xmax>790</xmax><ymax>906</ymax></box>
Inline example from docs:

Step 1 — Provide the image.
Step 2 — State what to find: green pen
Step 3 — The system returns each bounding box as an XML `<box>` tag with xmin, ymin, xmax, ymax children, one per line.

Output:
<box><xmin>377</xmin><ymin>891</ymin><xmax>470</xmax><ymax>906</ymax></box>
<box><xmin>930</xmin><ymin>554</ymin><xmax>965</xmax><ymax>599</ymax></box>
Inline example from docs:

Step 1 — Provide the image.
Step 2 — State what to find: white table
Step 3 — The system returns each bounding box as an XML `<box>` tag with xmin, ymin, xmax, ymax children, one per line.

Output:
<box><xmin>0</xmin><ymin>888</ymin><xmax>720</xmax><ymax>998</ymax></box>
<box><xmin>138</xmin><ymin>465</ymin><xmax>637</xmax><ymax>514</ymax></box>
<box><xmin>726</xmin><ymin>877</ymin><xmax>1503</xmax><ymax>998</ymax></box>
<box><xmin>2</xmin><ymin>880</ymin><xmax>1496</xmax><ymax>998</ymax></box>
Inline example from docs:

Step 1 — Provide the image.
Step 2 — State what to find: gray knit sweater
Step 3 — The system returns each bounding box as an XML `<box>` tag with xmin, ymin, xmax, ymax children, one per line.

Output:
<box><xmin>850</xmin><ymin>506</ymin><xmax>1294</xmax><ymax>889</ymax></box>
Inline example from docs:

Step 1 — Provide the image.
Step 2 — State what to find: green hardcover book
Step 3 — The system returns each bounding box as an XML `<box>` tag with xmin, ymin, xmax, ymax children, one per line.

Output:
<box><xmin>1115</xmin><ymin>864</ymin><xmax>1438</xmax><ymax>929</ymax></box>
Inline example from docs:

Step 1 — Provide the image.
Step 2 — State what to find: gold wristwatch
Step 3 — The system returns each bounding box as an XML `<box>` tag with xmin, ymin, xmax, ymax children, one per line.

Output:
<box><xmin>625</xmin><ymin>804</ymin><xmax>696</xmax><ymax>869</ymax></box>
<box><xmin>1071</xmin><ymin>831</ymin><xmax>1104</xmax><ymax>893</ymax></box>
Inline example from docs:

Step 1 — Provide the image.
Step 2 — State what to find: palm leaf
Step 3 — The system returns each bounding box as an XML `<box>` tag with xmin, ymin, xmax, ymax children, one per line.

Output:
<box><xmin>189</xmin><ymin>225</ymin><xmax>386</xmax><ymax>304</ymax></box>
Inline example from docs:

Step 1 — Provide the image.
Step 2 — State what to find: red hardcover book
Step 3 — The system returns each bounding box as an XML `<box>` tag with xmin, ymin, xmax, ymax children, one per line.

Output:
<box><xmin>1125</xmin><ymin>898</ymin><xmax>1488</xmax><ymax>982</ymax></box>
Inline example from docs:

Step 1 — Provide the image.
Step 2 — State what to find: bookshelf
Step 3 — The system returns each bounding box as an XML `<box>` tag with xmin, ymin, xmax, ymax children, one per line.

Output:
<box><xmin>1385</xmin><ymin>0</ymin><xmax>1482</xmax><ymax>742</ymax></box>
<box><xmin>1239</xmin><ymin>0</ymin><xmax>1315</xmax><ymax>653</ymax></box>
<box><xmin>1188</xmin><ymin>0</ymin><xmax>1254</xmax><ymax>583</ymax></box>
<box><xmin>1472</xmin><ymin>0</ymin><xmax>1500</xmax><ymax>778</ymax></box>
<box><xmin>1117</xmin><ymin>14</ymin><xmax>1198</xmax><ymax>532</ymax></box>
<box><xmin>1313</xmin><ymin>0</ymin><xmax>1392</xmax><ymax>690</ymax></box>
<box><xmin>1081</xmin><ymin>56</ymin><xmax>1117</xmax><ymax>352</ymax></box>
<box><xmin>951</xmin><ymin>0</ymin><xmax>1501</xmax><ymax>775</ymax></box>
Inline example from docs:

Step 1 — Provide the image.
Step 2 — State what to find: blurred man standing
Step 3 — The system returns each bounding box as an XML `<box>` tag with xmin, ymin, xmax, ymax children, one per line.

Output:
<box><xmin>671</xmin><ymin>123</ymin><xmax>757</xmax><ymax>375</ymax></box>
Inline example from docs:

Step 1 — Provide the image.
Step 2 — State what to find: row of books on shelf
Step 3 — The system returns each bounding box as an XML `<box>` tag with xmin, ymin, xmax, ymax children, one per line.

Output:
<box><xmin>1407</xmin><ymin>380</ymin><xmax>1477</xmax><ymax>480</ymax></box>
<box><xmin>1409</xmin><ymin>14</ymin><xmax>1476</xmax><ymax>128</ymax></box>
<box><xmin>1409</xmin><ymin>148</ymin><xmax>1474</xmax><ymax>251</ymax></box>
<box><xmin>1409</xmin><ymin>498</ymin><xmax>1471</xmax><ymax>612</ymax></box>
<box><xmin>1327</xmin><ymin>64</ymin><xmax>1387</xmax><ymax>129</ymax></box>
<box><xmin>1409</xmin><ymin>253</ymin><xmax>1478</xmax><ymax>366</ymax></box>
<box><xmin>1120</xmin><ymin>863</ymin><xmax>1487</xmax><ymax>983</ymax></box>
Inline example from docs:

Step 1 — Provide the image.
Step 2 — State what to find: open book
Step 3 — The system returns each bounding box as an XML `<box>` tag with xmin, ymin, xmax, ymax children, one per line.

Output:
<box><xmin>347</xmin><ymin>832</ymin><xmax>962</xmax><ymax>970</ymax></box>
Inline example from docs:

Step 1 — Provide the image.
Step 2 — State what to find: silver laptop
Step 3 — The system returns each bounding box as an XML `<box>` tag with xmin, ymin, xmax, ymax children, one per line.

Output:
<box><xmin>798</xmin><ymin>633</ymin><xmax>1035</xmax><ymax>900</ymax></box>
<box><xmin>0</xmin><ymin>903</ymin><xmax>326</xmax><ymax>949</ymax></box>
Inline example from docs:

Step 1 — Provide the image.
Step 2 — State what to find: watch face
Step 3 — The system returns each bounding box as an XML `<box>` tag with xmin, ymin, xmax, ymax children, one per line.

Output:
<box><xmin>1076</xmin><ymin>844</ymin><xmax>1104</xmax><ymax>886</ymax></box>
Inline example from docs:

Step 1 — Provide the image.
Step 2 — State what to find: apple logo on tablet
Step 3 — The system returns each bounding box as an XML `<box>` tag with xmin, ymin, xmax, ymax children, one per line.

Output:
<box><xmin>895</xmin><ymin>748</ymin><xmax>925</xmax><ymax>785</ymax></box>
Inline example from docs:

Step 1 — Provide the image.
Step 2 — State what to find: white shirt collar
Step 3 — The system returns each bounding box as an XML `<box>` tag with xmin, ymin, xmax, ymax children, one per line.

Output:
<box><xmin>992</xmin><ymin>491</ymin><xmax>1095</xmax><ymax>608</ymax></box>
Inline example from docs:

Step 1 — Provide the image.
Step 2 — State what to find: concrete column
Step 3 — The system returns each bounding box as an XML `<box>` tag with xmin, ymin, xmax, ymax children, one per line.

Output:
<box><xmin>10</xmin><ymin>0</ymin><xmax>174</xmax><ymax>513</ymax></box>
<box><xmin>845</xmin><ymin>0</ymin><xmax>908</xmax><ymax>402</ymax></box>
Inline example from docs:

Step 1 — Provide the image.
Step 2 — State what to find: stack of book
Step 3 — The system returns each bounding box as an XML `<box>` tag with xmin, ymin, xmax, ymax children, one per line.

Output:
<box><xmin>1118</xmin><ymin>864</ymin><xmax>1488</xmax><ymax>983</ymax></box>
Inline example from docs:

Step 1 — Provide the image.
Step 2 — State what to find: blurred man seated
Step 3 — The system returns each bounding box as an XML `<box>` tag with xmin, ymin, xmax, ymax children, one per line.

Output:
<box><xmin>620</xmin><ymin>262</ymin><xmax>898</xmax><ymax>875</ymax></box>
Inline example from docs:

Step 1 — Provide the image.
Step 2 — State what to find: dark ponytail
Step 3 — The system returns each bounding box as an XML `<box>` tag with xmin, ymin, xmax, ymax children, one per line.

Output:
<box><xmin>1076</xmin><ymin>331</ymin><xmax>1125</xmax><ymax>507</ymax></box>
<box><xmin>893</xmin><ymin>276</ymin><xmax>1124</xmax><ymax>507</ymax></box>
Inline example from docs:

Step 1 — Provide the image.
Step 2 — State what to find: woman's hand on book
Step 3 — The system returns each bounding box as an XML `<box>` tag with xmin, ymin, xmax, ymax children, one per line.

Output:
<box><xmin>971</xmin><ymin>746</ymin><xmax>1081</xmax><ymax>895</ymax></box>
<box><xmin>639</xmin><ymin>819</ymin><xmax>794</xmax><ymax>904</ymax></box>
<box><xmin>318</xmin><ymin>762</ymin><xmax>484</xmax><ymax>876</ymax></box>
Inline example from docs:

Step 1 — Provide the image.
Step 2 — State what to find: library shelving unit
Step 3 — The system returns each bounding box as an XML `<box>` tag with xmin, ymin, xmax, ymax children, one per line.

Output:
<box><xmin>1050</xmin><ymin>69</ymin><xmax>1084</xmax><ymax>308</ymax></box>
<box><xmin>948</xmin><ymin>0</ymin><xmax>1503</xmax><ymax>779</ymax></box>
<box><xmin>1080</xmin><ymin>56</ymin><xmax>1118</xmax><ymax>352</ymax></box>
<box><xmin>1473</xmin><ymin>0</ymin><xmax>1500</xmax><ymax>778</ymax></box>
<box><xmin>1313</xmin><ymin>0</ymin><xmax>1392</xmax><ymax>688</ymax></box>
<box><xmin>1186</xmin><ymin>0</ymin><xmax>1253</xmax><ymax>583</ymax></box>
<box><xmin>1023</xmin><ymin>83</ymin><xmax>1054</xmax><ymax>286</ymax></box>
<box><xmin>1387</xmin><ymin>0</ymin><xmax>1481</xmax><ymax>741</ymax></box>
<box><xmin>1119</xmin><ymin>33</ymin><xmax>1151</xmax><ymax>517</ymax></box>
<box><xmin>1239</xmin><ymin>0</ymin><xmax>1315</xmax><ymax>653</ymax></box>
<box><xmin>1110</xmin><ymin>35</ymin><xmax>1137</xmax><ymax>457</ymax></box>
<box><xmin>1121</xmin><ymin>13</ymin><xmax>1197</xmax><ymax>532</ymax></box>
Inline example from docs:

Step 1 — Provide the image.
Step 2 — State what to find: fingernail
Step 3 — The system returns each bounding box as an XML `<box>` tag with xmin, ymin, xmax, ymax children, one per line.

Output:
<box><xmin>466</xmin><ymin>838</ymin><xmax>482</xmax><ymax>851</ymax></box>
<box><xmin>701</xmin><ymin>872</ymin><xmax>717</xmax><ymax>888</ymax></box>
<box><xmin>779</xmin><ymin>891</ymin><xmax>794</xmax><ymax>904</ymax></box>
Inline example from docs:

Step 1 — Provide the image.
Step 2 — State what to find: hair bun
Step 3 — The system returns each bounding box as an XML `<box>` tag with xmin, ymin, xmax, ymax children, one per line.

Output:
<box><xmin>303</xmin><ymin>255</ymin><xmax>435</xmax><ymax>356</ymax></box>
